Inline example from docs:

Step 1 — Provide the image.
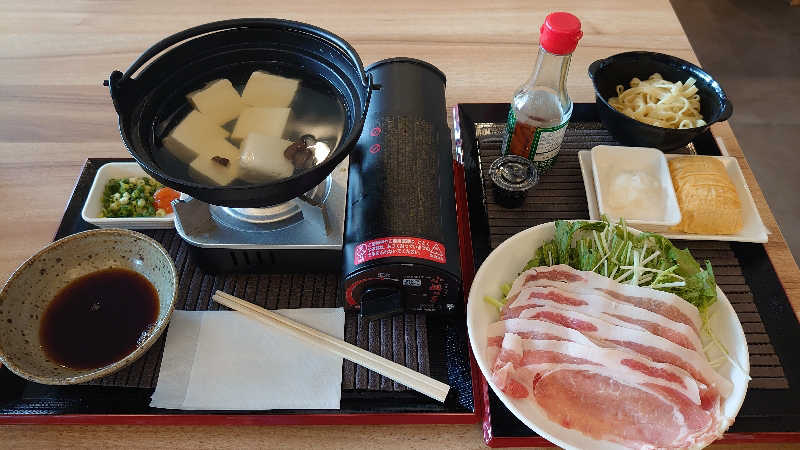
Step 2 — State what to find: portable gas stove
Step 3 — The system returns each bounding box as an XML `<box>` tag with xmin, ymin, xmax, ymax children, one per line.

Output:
<box><xmin>168</xmin><ymin>58</ymin><xmax>462</xmax><ymax>318</ymax></box>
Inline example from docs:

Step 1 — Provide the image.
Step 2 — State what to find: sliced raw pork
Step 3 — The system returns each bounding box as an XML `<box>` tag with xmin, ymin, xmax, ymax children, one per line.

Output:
<box><xmin>492</xmin><ymin>334</ymin><xmax>703</xmax><ymax>405</ymax></box>
<box><xmin>491</xmin><ymin>335</ymin><xmax>726</xmax><ymax>449</ymax></box>
<box><xmin>486</xmin><ymin>318</ymin><xmax>598</xmax><ymax>364</ymax></box>
<box><xmin>507</xmin><ymin>264</ymin><xmax>703</xmax><ymax>334</ymax></box>
<box><xmin>488</xmin><ymin>316</ymin><xmax>732</xmax><ymax>398</ymax></box>
<box><xmin>504</xmin><ymin>285</ymin><xmax>703</xmax><ymax>352</ymax></box>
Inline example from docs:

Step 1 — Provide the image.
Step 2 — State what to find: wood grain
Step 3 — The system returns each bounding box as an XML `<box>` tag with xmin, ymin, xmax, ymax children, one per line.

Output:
<box><xmin>711</xmin><ymin>122</ymin><xmax>800</xmax><ymax>321</ymax></box>
<box><xmin>0</xmin><ymin>0</ymin><xmax>695</xmax><ymax>286</ymax></box>
<box><xmin>1</xmin><ymin>424</ymin><xmax>798</xmax><ymax>450</ymax></box>
<box><xmin>1</xmin><ymin>0</ymin><xmax>798</xmax><ymax>447</ymax></box>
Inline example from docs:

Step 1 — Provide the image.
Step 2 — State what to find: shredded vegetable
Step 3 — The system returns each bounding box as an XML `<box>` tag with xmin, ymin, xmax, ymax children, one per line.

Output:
<box><xmin>523</xmin><ymin>217</ymin><xmax>717</xmax><ymax>312</ymax></box>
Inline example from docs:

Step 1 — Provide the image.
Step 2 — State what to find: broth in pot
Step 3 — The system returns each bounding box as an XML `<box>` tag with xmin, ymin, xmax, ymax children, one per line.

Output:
<box><xmin>154</xmin><ymin>68</ymin><xmax>346</xmax><ymax>188</ymax></box>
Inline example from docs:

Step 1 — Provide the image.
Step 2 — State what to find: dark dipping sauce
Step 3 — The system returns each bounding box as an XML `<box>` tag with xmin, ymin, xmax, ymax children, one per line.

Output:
<box><xmin>39</xmin><ymin>268</ymin><xmax>159</xmax><ymax>370</ymax></box>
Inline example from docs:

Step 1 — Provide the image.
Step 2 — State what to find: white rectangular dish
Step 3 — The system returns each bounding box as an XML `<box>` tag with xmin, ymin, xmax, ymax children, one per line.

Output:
<box><xmin>579</xmin><ymin>151</ymin><xmax>769</xmax><ymax>243</ymax></box>
<box><xmin>590</xmin><ymin>145</ymin><xmax>681</xmax><ymax>232</ymax></box>
<box><xmin>81</xmin><ymin>162</ymin><xmax>176</xmax><ymax>229</ymax></box>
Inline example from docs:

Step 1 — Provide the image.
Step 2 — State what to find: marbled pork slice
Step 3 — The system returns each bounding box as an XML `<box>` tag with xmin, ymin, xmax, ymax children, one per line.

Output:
<box><xmin>507</xmin><ymin>264</ymin><xmax>702</xmax><ymax>334</ymax></box>
<box><xmin>503</xmin><ymin>285</ymin><xmax>702</xmax><ymax>352</ymax></box>
<box><xmin>491</xmin><ymin>336</ymin><xmax>726</xmax><ymax>449</ymax></box>
<box><xmin>492</xmin><ymin>334</ymin><xmax>702</xmax><ymax>405</ymax></box>
<box><xmin>488</xmin><ymin>316</ymin><xmax>731</xmax><ymax>399</ymax></box>
<box><xmin>486</xmin><ymin>318</ymin><xmax>598</xmax><ymax>366</ymax></box>
<box><xmin>506</xmin><ymin>306</ymin><xmax>732</xmax><ymax>398</ymax></box>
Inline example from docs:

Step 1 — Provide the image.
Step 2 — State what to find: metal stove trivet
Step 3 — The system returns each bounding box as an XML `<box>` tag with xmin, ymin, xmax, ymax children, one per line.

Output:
<box><xmin>173</xmin><ymin>159</ymin><xmax>348</xmax><ymax>251</ymax></box>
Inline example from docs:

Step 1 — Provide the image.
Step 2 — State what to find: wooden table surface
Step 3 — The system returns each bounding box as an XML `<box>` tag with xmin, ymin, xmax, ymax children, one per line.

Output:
<box><xmin>2</xmin><ymin>0</ymin><xmax>798</xmax><ymax>447</ymax></box>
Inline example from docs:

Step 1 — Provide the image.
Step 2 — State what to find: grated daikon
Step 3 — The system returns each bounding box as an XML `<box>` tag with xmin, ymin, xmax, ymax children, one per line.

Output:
<box><xmin>606</xmin><ymin>170</ymin><xmax>665</xmax><ymax>221</ymax></box>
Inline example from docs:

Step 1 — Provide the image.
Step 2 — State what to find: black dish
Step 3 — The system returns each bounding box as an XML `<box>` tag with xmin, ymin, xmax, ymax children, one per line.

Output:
<box><xmin>588</xmin><ymin>51</ymin><xmax>733</xmax><ymax>151</ymax></box>
<box><xmin>107</xmin><ymin>18</ymin><xmax>372</xmax><ymax>207</ymax></box>
<box><xmin>488</xmin><ymin>155</ymin><xmax>538</xmax><ymax>208</ymax></box>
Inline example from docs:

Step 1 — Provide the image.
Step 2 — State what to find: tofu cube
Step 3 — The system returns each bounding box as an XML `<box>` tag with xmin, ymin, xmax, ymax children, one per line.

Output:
<box><xmin>231</xmin><ymin>107</ymin><xmax>291</xmax><ymax>143</ymax></box>
<box><xmin>241</xmin><ymin>71</ymin><xmax>299</xmax><ymax>108</ymax></box>
<box><xmin>162</xmin><ymin>110</ymin><xmax>230</xmax><ymax>164</ymax></box>
<box><xmin>239</xmin><ymin>133</ymin><xmax>295</xmax><ymax>183</ymax></box>
<box><xmin>188</xmin><ymin>140</ymin><xmax>241</xmax><ymax>186</ymax></box>
<box><xmin>186</xmin><ymin>79</ymin><xmax>245</xmax><ymax>125</ymax></box>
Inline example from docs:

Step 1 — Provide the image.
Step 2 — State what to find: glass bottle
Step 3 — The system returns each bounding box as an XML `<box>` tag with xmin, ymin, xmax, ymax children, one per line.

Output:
<box><xmin>501</xmin><ymin>12</ymin><xmax>583</xmax><ymax>173</ymax></box>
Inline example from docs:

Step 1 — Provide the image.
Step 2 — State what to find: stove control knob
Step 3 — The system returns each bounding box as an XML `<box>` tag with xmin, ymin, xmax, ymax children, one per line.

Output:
<box><xmin>360</xmin><ymin>286</ymin><xmax>404</xmax><ymax>321</ymax></box>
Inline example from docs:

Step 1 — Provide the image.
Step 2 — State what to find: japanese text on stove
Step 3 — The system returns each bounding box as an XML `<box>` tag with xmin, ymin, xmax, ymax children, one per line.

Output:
<box><xmin>354</xmin><ymin>237</ymin><xmax>446</xmax><ymax>265</ymax></box>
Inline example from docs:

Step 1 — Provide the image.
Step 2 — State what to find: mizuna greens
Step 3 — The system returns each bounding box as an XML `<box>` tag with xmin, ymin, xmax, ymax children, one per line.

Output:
<box><xmin>483</xmin><ymin>219</ymin><xmax>743</xmax><ymax>376</ymax></box>
<box><xmin>524</xmin><ymin>218</ymin><xmax>718</xmax><ymax>312</ymax></box>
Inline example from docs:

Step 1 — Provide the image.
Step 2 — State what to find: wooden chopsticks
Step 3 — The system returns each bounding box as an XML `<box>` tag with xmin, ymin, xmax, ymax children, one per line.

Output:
<box><xmin>212</xmin><ymin>290</ymin><xmax>451</xmax><ymax>403</ymax></box>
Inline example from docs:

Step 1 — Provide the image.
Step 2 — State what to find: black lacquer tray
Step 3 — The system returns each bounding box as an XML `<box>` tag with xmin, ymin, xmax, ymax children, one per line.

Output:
<box><xmin>455</xmin><ymin>103</ymin><xmax>800</xmax><ymax>446</ymax></box>
<box><xmin>0</xmin><ymin>157</ymin><xmax>478</xmax><ymax>425</ymax></box>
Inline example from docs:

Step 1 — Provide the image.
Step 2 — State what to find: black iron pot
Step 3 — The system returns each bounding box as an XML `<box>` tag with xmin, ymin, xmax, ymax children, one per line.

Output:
<box><xmin>588</xmin><ymin>51</ymin><xmax>733</xmax><ymax>151</ymax></box>
<box><xmin>107</xmin><ymin>18</ymin><xmax>372</xmax><ymax>207</ymax></box>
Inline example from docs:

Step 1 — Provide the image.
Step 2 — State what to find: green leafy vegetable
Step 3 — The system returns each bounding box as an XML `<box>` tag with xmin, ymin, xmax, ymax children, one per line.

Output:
<box><xmin>525</xmin><ymin>217</ymin><xmax>717</xmax><ymax>312</ymax></box>
<box><xmin>554</xmin><ymin>220</ymin><xmax>607</xmax><ymax>265</ymax></box>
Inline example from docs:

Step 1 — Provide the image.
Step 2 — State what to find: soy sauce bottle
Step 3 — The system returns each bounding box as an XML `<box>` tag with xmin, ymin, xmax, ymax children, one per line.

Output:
<box><xmin>501</xmin><ymin>12</ymin><xmax>583</xmax><ymax>173</ymax></box>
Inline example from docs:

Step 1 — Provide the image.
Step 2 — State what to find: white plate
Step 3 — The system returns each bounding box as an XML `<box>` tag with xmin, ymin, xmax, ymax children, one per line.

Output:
<box><xmin>81</xmin><ymin>162</ymin><xmax>176</xmax><ymax>229</ymax></box>
<box><xmin>591</xmin><ymin>145</ymin><xmax>681</xmax><ymax>230</ymax></box>
<box><xmin>466</xmin><ymin>221</ymin><xmax>750</xmax><ymax>450</ymax></box>
<box><xmin>579</xmin><ymin>151</ymin><xmax>769</xmax><ymax>243</ymax></box>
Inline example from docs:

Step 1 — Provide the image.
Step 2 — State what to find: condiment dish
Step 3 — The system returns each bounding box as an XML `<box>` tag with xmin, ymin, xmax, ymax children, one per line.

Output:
<box><xmin>0</xmin><ymin>229</ymin><xmax>177</xmax><ymax>384</ymax></box>
<box><xmin>591</xmin><ymin>145</ymin><xmax>681</xmax><ymax>232</ymax></box>
<box><xmin>81</xmin><ymin>162</ymin><xmax>177</xmax><ymax>229</ymax></box>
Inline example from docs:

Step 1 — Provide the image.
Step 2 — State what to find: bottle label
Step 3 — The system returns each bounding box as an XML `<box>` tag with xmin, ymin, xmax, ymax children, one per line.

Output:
<box><xmin>503</xmin><ymin>108</ymin><xmax>569</xmax><ymax>172</ymax></box>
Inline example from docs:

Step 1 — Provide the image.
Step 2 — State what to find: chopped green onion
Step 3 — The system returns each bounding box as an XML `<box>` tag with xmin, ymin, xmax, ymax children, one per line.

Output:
<box><xmin>100</xmin><ymin>176</ymin><xmax>163</xmax><ymax>218</ymax></box>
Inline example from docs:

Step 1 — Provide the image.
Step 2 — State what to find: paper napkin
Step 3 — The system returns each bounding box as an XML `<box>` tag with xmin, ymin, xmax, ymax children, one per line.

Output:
<box><xmin>150</xmin><ymin>308</ymin><xmax>344</xmax><ymax>410</ymax></box>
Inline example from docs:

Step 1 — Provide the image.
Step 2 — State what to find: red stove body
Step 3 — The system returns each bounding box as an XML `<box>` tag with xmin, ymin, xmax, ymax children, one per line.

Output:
<box><xmin>341</xmin><ymin>58</ymin><xmax>462</xmax><ymax>320</ymax></box>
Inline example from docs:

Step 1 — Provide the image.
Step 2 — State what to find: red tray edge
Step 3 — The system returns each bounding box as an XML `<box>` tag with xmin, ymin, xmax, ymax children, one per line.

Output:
<box><xmin>479</xmin><ymin>357</ymin><xmax>800</xmax><ymax>447</ymax></box>
<box><xmin>0</xmin><ymin>412</ymin><xmax>477</xmax><ymax>426</ymax></box>
<box><xmin>483</xmin><ymin>432</ymin><xmax>800</xmax><ymax>447</ymax></box>
<box><xmin>453</xmin><ymin>156</ymin><xmax>486</xmax><ymax>424</ymax></box>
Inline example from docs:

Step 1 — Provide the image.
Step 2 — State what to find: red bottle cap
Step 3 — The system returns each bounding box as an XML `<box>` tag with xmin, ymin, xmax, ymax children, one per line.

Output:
<box><xmin>540</xmin><ymin>12</ymin><xmax>583</xmax><ymax>55</ymax></box>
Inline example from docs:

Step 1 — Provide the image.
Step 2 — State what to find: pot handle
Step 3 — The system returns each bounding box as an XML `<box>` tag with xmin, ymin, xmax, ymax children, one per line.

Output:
<box><xmin>119</xmin><ymin>18</ymin><xmax>367</xmax><ymax>85</ymax></box>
